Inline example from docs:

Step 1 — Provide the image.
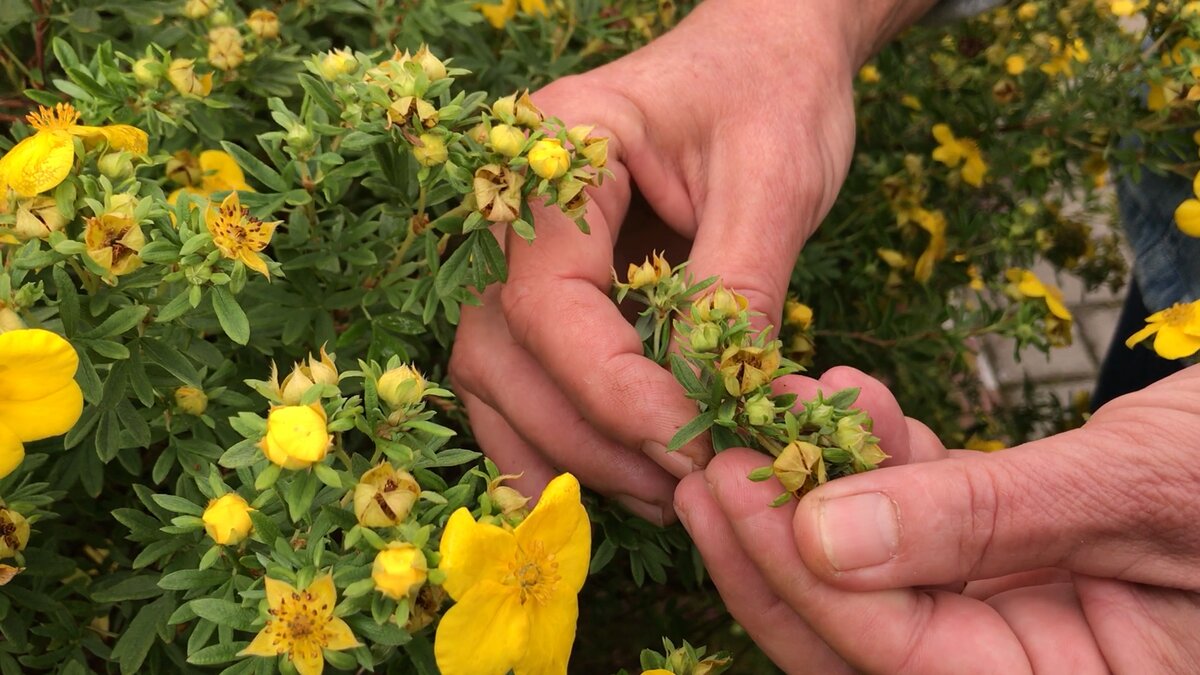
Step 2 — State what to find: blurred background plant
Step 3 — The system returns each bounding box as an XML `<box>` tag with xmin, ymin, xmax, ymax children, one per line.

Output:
<box><xmin>0</xmin><ymin>0</ymin><xmax>1194</xmax><ymax>673</ymax></box>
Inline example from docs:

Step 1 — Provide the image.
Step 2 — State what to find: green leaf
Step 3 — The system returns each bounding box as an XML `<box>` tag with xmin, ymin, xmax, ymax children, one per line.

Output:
<box><xmin>298</xmin><ymin>74</ymin><xmax>340</xmax><ymax>118</ymax></box>
<box><xmin>219</xmin><ymin>141</ymin><xmax>288</xmax><ymax>192</ymax></box>
<box><xmin>434</xmin><ymin>234</ymin><xmax>474</xmax><ymax>298</ymax></box>
<box><xmin>159</xmin><ymin>569</ymin><xmax>230</xmax><ymax>591</ymax></box>
<box><xmin>83</xmin><ymin>305</ymin><xmax>149</xmax><ymax>339</ymax></box>
<box><xmin>91</xmin><ymin>575</ymin><xmax>164</xmax><ymax>603</ymax></box>
<box><xmin>151</xmin><ymin>494</ymin><xmax>203</xmax><ymax>516</ymax></box>
<box><xmin>826</xmin><ymin>387</ymin><xmax>861</xmax><ymax>409</ymax></box>
<box><xmin>249</xmin><ymin>509</ymin><xmax>281</xmax><ymax>547</ymax></box>
<box><xmin>110</xmin><ymin>594</ymin><xmax>173</xmax><ymax>675</ymax></box>
<box><xmin>667</xmin><ymin>411</ymin><xmax>716</xmax><ymax>452</ymax></box>
<box><xmin>187</xmin><ymin>642</ymin><xmax>248</xmax><ymax>666</ymax></box>
<box><xmin>211</xmin><ymin>287</ymin><xmax>250</xmax><ymax>345</ymax></box>
<box><xmin>669</xmin><ymin>354</ymin><xmax>703</xmax><ymax>394</ymax></box>
<box><xmin>140</xmin><ymin>338</ymin><xmax>202</xmax><ymax>386</ymax></box>
<box><xmin>188</xmin><ymin>599</ymin><xmax>259</xmax><ymax>632</ymax></box>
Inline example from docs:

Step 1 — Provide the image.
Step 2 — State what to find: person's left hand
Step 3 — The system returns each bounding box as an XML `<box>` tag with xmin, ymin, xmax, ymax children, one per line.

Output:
<box><xmin>677</xmin><ymin>365</ymin><xmax>1200</xmax><ymax>674</ymax></box>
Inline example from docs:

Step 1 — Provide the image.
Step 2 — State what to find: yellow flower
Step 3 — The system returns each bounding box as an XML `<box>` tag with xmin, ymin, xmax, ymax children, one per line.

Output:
<box><xmin>900</xmin><ymin>94</ymin><xmax>922</xmax><ymax>110</ymax></box>
<box><xmin>239</xmin><ymin>574</ymin><xmax>360</xmax><ymax>675</ymax></box>
<box><xmin>435</xmin><ymin>473</ymin><xmax>590</xmax><ymax>675</ymax></box>
<box><xmin>1006</xmin><ymin>268</ymin><xmax>1073</xmax><ymax>344</ymax></box>
<box><xmin>376</xmin><ymin>365</ymin><xmax>427</xmax><ymax>409</ymax></box>
<box><xmin>318</xmin><ymin>49</ymin><xmax>358</xmax><ymax>81</ymax></box>
<box><xmin>965</xmin><ymin>435</ymin><xmax>1006</xmax><ymax>452</ymax></box>
<box><xmin>718</xmin><ymin>343</ymin><xmax>782</xmax><ymax>396</ymax></box>
<box><xmin>167</xmin><ymin>58</ymin><xmax>214</xmax><ymax>98</ymax></box>
<box><xmin>10</xmin><ymin>196</ymin><xmax>68</xmax><ymax>241</ymax></box>
<box><xmin>0</xmin><ymin>103</ymin><xmax>147</xmax><ymax>197</ymax></box>
<box><xmin>692</xmin><ymin>286</ymin><xmax>749</xmax><ymax>323</ymax></box>
<box><xmin>413</xmin><ymin>133</ymin><xmax>448</xmax><ymax>167</ymax></box>
<box><xmin>1125</xmin><ymin>300</ymin><xmax>1200</xmax><ymax>359</ymax></box>
<box><xmin>1016</xmin><ymin>2</ymin><xmax>1038</xmax><ymax>21</ymax></box>
<box><xmin>1147</xmin><ymin>78</ymin><xmax>1181</xmax><ymax>111</ymax></box>
<box><xmin>183</xmin><ymin>0</ymin><xmax>217</xmax><ymax>19</ymax></box>
<box><xmin>0</xmin><ymin>329</ymin><xmax>83</xmax><ymax>478</ymax></box>
<box><xmin>208</xmin><ymin>26</ymin><xmax>245</xmax><ymax>71</ymax></box>
<box><xmin>473</xmin><ymin>163</ymin><xmax>523</xmax><ymax>223</ymax></box>
<box><xmin>1109</xmin><ymin>0</ymin><xmax>1148</xmax><ymax>15</ymax></box>
<box><xmin>84</xmin><ymin>213</ymin><xmax>145</xmax><ymax>279</ymax></box>
<box><xmin>246</xmin><ymin>9</ymin><xmax>280</xmax><ymax>40</ymax></box>
<box><xmin>931</xmin><ymin>124</ymin><xmax>988</xmax><ymax>188</ymax></box>
<box><xmin>372</xmin><ymin>543</ymin><xmax>428</xmax><ymax>599</ymax></box>
<box><xmin>0</xmin><ymin>509</ymin><xmax>29</xmax><ymax>559</ymax></box>
<box><xmin>353</xmin><ymin>463</ymin><xmax>420</xmax><ymax>527</ymax></box>
<box><xmin>174</xmin><ymin>386</ymin><xmax>209</xmax><ymax>416</ymax></box>
<box><xmin>202</xmin><ymin>493</ymin><xmax>253</xmax><ymax>545</ymax></box>
<box><xmin>260</xmin><ymin>405</ymin><xmax>331</xmax><ymax>470</ymax></box>
<box><xmin>490</xmin><ymin>124</ymin><xmax>527</xmax><ymax>158</ymax></box>
<box><xmin>912</xmin><ymin>208</ymin><xmax>948</xmax><ymax>283</ymax></box>
<box><xmin>1040</xmin><ymin>37</ymin><xmax>1089</xmax><ymax>77</ymax></box>
<box><xmin>626</xmin><ymin>252</ymin><xmax>671</xmax><ymax>290</ymax></box>
<box><xmin>528</xmin><ymin>139</ymin><xmax>570</xmax><ymax>180</ymax></box>
<box><xmin>207</xmin><ymin>191</ymin><xmax>278</xmax><ymax>278</ymax></box>
<box><xmin>1005</xmin><ymin>54</ymin><xmax>1027</xmax><ymax>75</ymax></box>
<box><xmin>478</xmin><ymin>0</ymin><xmax>548</xmax><ymax>29</ymax></box>
<box><xmin>167</xmin><ymin>149</ymin><xmax>253</xmax><ymax>209</ymax></box>
<box><xmin>1174</xmin><ymin>173</ymin><xmax>1200</xmax><ymax>237</ymax></box>
<box><xmin>858</xmin><ymin>64</ymin><xmax>881</xmax><ymax>83</ymax></box>
<box><xmin>784</xmin><ymin>299</ymin><xmax>813</xmax><ymax>329</ymax></box>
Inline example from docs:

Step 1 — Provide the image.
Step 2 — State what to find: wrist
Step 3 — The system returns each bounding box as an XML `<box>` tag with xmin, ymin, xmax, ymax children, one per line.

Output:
<box><xmin>835</xmin><ymin>0</ymin><xmax>942</xmax><ymax>65</ymax></box>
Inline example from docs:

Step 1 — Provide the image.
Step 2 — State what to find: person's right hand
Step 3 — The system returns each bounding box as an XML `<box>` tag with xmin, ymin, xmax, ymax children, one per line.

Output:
<box><xmin>449</xmin><ymin>0</ymin><xmax>939</xmax><ymax>523</ymax></box>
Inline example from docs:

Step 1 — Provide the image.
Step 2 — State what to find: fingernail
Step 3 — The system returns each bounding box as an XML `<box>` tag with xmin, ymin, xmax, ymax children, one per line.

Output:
<box><xmin>614</xmin><ymin>494</ymin><xmax>668</xmax><ymax>527</ymax></box>
<box><xmin>818</xmin><ymin>492</ymin><xmax>900</xmax><ymax>571</ymax></box>
<box><xmin>641</xmin><ymin>440</ymin><xmax>695</xmax><ymax>476</ymax></box>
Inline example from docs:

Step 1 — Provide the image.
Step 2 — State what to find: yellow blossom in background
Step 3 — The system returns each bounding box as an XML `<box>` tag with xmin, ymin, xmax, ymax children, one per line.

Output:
<box><xmin>0</xmin><ymin>509</ymin><xmax>29</xmax><ymax>559</ymax></box>
<box><xmin>246</xmin><ymin>9</ymin><xmax>280</xmax><ymax>40</ymax></box>
<box><xmin>0</xmin><ymin>103</ymin><xmax>147</xmax><ymax>197</ymax></box>
<box><xmin>1173</xmin><ymin>172</ymin><xmax>1200</xmax><ymax>237</ymax></box>
<box><xmin>1125</xmin><ymin>299</ymin><xmax>1200</xmax><ymax>359</ymax></box>
<box><xmin>1040</xmin><ymin>37</ymin><xmax>1090</xmax><ymax>77</ymax></box>
<box><xmin>202</xmin><ymin>493</ymin><xmax>253</xmax><ymax>545</ymax></box>
<box><xmin>208</xmin><ymin>26</ymin><xmax>245</xmax><ymax>71</ymax></box>
<box><xmin>1005</xmin><ymin>54</ymin><xmax>1027</xmax><ymax>75</ymax></box>
<box><xmin>643</xmin><ymin>671</ymin><xmax>674</xmax><ymax>675</ymax></box>
<box><xmin>1147</xmin><ymin>78</ymin><xmax>1181</xmax><ymax>111</ymax></box>
<box><xmin>478</xmin><ymin>0</ymin><xmax>548</xmax><ymax>29</ymax></box>
<box><xmin>1016</xmin><ymin>2</ymin><xmax>1039</xmax><ymax>21</ymax></box>
<box><xmin>84</xmin><ymin>213</ymin><xmax>145</xmax><ymax>279</ymax></box>
<box><xmin>965</xmin><ymin>435</ymin><xmax>1006</xmax><ymax>452</ymax></box>
<box><xmin>167</xmin><ymin>149</ymin><xmax>253</xmax><ymax>207</ymax></box>
<box><xmin>1006</xmin><ymin>268</ymin><xmax>1074</xmax><ymax>344</ymax></box>
<box><xmin>207</xmin><ymin>191</ymin><xmax>279</xmax><ymax>278</ymax></box>
<box><xmin>912</xmin><ymin>207</ymin><xmax>948</xmax><ymax>282</ymax></box>
<box><xmin>372</xmin><ymin>543</ymin><xmax>428</xmax><ymax>599</ymax></box>
<box><xmin>240</xmin><ymin>574</ymin><xmax>360</xmax><ymax>675</ymax></box>
<box><xmin>1082</xmin><ymin>153</ymin><xmax>1109</xmax><ymax>188</ymax></box>
<box><xmin>183</xmin><ymin>0</ymin><xmax>218</xmax><ymax>19</ymax></box>
<box><xmin>858</xmin><ymin>64</ymin><xmax>881</xmax><ymax>83</ymax></box>
<box><xmin>784</xmin><ymin>299</ymin><xmax>813</xmax><ymax>329</ymax></box>
<box><xmin>167</xmin><ymin>58</ymin><xmax>214</xmax><ymax>98</ymax></box>
<box><xmin>1108</xmin><ymin>0</ymin><xmax>1148</xmax><ymax>15</ymax></box>
<box><xmin>0</xmin><ymin>329</ymin><xmax>84</xmax><ymax>478</ymax></box>
<box><xmin>931</xmin><ymin>124</ymin><xmax>988</xmax><ymax>187</ymax></box>
<box><xmin>435</xmin><ymin>473</ymin><xmax>590</xmax><ymax>675</ymax></box>
<box><xmin>260</xmin><ymin>405</ymin><xmax>331</xmax><ymax>470</ymax></box>
<box><xmin>900</xmin><ymin>94</ymin><xmax>922</xmax><ymax>110</ymax></box>
<box><xmin>967</xmin><ymin>264</ymin><xmax>985</xmax><ymax>290</ymax></box>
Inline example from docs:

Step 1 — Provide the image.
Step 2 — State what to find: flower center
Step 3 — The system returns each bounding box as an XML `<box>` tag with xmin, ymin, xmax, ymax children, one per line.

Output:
<box><xmin>505</xmin><ymin>540</ymin><xmax>560</xmax><ymax>605</ymax></box>
<box><xmin>26</xmin><ymin>103</ymin><xmax>81</xmax><ymax>132</ymax></box>
<box><xmin>1160</xmin><ymin>302</ymin><xmax>1197</xmax><ymax>327</ymax></box>
<box><xmin>268</xmin><ymin>589</ymin><xmax>331</xmax><ymax>653</ymax></box>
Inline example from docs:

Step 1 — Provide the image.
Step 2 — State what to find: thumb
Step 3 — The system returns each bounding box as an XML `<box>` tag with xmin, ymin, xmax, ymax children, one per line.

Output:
<box><xmin>792</xmin><ymin>426</ymin><xmax>1199</xmax><ymax>591</ymax></box>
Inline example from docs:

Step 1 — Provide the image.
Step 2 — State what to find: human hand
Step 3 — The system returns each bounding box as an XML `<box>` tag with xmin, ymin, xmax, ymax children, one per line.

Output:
<box><xmin>450</xmin><ymin>0</ymin><xmax>938</xmax><ymax>523</ymax></box>
<box><xmin>678</xmin><ymin>365</ymin><xmax>1200</xmax><ymax>673</ymax></box>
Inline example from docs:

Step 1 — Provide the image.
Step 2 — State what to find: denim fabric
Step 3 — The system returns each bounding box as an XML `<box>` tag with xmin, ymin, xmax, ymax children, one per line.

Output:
<box><xmin>1117</xmin><ymin>167</ymin><xmax>1200</xmax><ymax>312</ymax></box>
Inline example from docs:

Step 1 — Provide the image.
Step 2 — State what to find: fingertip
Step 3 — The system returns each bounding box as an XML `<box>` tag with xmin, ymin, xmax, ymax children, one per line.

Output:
<box><xmin>901</xmin><ymin>416</ymin><xmax>949</xmax><ymax>465</ymax></box>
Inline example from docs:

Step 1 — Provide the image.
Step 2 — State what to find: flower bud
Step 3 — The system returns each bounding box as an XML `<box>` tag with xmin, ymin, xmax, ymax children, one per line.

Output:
<box><xmin>168</xmin><ymin>58</ymin><xmax>214</xmax><ymax>98</ymax></box>
<box><xmin>13</xmin><ymin>197</ymin><xmax>67</xmax><ymax>241</ymax></box>
<box><xmin>833</xmin><ymin>415</ymin><xmax>869</xmax><ymax>454</ymax></box>
<box><xmin>718</xmin><ymin>343</ymin><xmax>781</xmax><ymax>396</ymax></box>
<box><xmin>772</xmin><ymin>440</ymin><xmax>826</xmax><ymax>496</ymax></box>
<box><xmin>689</xmin><ymin>322</ymin><xmax>721</xmax><ymax>353</ymax></box>
<box><xmin>625</xmin><ymin>252</ymin><xmax>671</xmax><ymax>290</ymax></box>
<box><xmin>202</xmin><ymin>493</ymin><xmax>253</xmax><ymax>545</ymax></box>
<box><xmin>354</xmin><ymin>463</ymin><xmax>420</xmax><ymax>527</ymax></box>
<box><xmin>210</xmin><ymin>9</ymin><xmax>233</xmax><ymax>26</ymax></box>
<box><xmin>412</xmin><ymin>45</ymin><xmax>447</xmax><ymax>81</ymax></box>
<box><xmin>489</xmin><ymin>124</ymin><xmax>526</xmax><ymax>158</ymax></box>
<box><xmin>376</xmin><ymin>365</ymin><xmax>427</xmax><ymax>408</ymax></box>
<box><xmin>373</xmin><ymin>543</ymin><xmax>428</xmax><ymax>599</ymax></box>
<box><xmin>260</xmin><ymin>404</ymin><xmax>331</xmax><ymax>470</ymax></box>
<box><xmin>319</xmin><ymin>49</ymin><xmax>357</xmax><ymax>80</ymax></box>
<box><xmin>693</xmin><ymin>286</ymin><xmax>749</xmax><ymax>323</ymax></box>
<box><xmin>492</xmin><ymin>90</ymin><xmax>543</xmax><ymax>128</ymax></box>
<box><xmin>207</xmin><ymin>26</ymin><xmax>245</xmax><ymax>71</ymax></box>
<box><xmin>0</xmin><ymin>509</ymin><xmax>29</xmax><ymax>559</ymax></box>
<box><xmin>528</xmin><ymin>139</ymin><xmax>570</xmax><ymax>180</ymax></box>
<box><xmin>246</xmin><ymin>9</ymin><xmax>280</xmax><ymax>40</ymax></box>
<box><xmin>785</xmin><ymin>299</ymin><xmax>813</xmax><ymax>329</ymax></box>
<box><xmin>744</xmin><ymin>393</ymin><xmax>774</xmax><ymax>427</ymax></box>
<box><xmin>285</xmin><ymin>124</ymin><xmax>315</xmax><ymax>152</ymax></box>
<box><xmin>413</xmin><ymin>133</ymin><xmax>448</xmax><ymax>167</ymax></box>
<box><xmin>97</xmin><ymin>152</ymin><xmax>134</xmax><ymax>180</ymax></box>
<box><xmin>487</xmin><ymin>474</ymin><xmax>531</xmax><ymax>517</ymax></box>
<box><xmin>132</xmin><ymin>58</ymin><xmax>160</xmax><ymax>86</ymax></box>
<box><xmin>174</xmin><ymin>386</ymin><xmax>208</xmax><ymax>416</ymax></box>
<box><xmin>183</xmin><ymin>0</ymin><xmax>217</xmax><ymax>19</ymax></box>
<box><xmin>580</xmin><ymin>136</ymin><xmax>608</xmax><ymax>169</ymax></box>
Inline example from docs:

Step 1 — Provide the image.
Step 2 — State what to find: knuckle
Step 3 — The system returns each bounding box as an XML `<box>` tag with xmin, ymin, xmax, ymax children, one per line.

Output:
<box><xmin>498</xmin><ymin>277</ymin><xmax>539</xmax><ymax>345</ymax></box>
<box><xmin>956</xmin><ymin>460</ymin><xmax>1004</xmax><ymax>579</ymax></box>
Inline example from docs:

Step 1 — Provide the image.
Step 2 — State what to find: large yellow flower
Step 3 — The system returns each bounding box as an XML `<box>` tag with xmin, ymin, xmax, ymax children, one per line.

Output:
<box><xmin>931</xmin><ymin>124</ymin><xmax>988</xmax><ymax>188</ymax></box>
<box><xmin>239</xmin><ymin>574</ymin><xmax>360</xmax><ymax>675</ymax></box>
<box><xmin>1125</xmin><ymin>300</ymin><xmax>1200</xmax><ymax>359</ymax></box>
<box><xmin>435</xmin><ymin>473</ymin><xmax>590</xmax><ymax>675</ymax></box>
<box><xmin>0</xmin><ymin>329</ymin><xmax>84</xmax><ymax>478</ymax></box>
<box><xmin>206</xmin><ymin>191</ymin><xmax>278</xmax><ymax>278</ymax></box>
<box><xmin>167</xmin><ymin>149</ymin><xmax>253</xmax><ymax>206</ymax></box>
<box><xmin>0</xmin><ymin>103</ymin><xmax>147</xmax><ymax>197</ymax></box>
<box><xmin>477</xmin><ymin>0</ymin><xmax>547</xmax><ymax>29</ymax></box>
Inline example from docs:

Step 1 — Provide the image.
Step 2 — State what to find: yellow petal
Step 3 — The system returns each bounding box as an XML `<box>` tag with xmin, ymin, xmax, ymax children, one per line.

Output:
<box><xmin>0</xmin><ymin>329</ymin><xmax>80</xmax><ymax>401</ymax></box>
<box><xmin>478</xmin><ymin>0</ymin><xmax>517</xmax><ymax>28</ymax></box>
<box><xmin>70</xmin><ymin>125</ymin><xmax>148</xmax><ymax>154</ymax></box>
<box><xmin>514</xmin><ymin>474</ymin><xmax>590</xmax><ymax>593</ymax></box>
<box><xmin>1153</xmin><ymin>325</ymin><xmax>1200</xmax><ymax>359</ymax></box>
<box><xmin>1</xmin><ymin>132</ymin><xmax>74</xmax><ymax>197</ymax></box>
<box><xmin>239</xmin><ymin>624</ymin><xmax>285</xmax><ymax>657</ymax></box>
<box><xmin>518</xmin><ymin>0</ymin><xmax>547</xmax><ymax>13</ymax></box>
<box><xmin>962</xmin><ymin>156</ymin><xmax>988</xmax><ymax>187</ymax></box>
<box><xmin>323</xmin><ymin>616</ymin><xmax>360</xmax><ymax>651</ymax></box>
<box><xmin>0</xmin><ymin>378</ymin><xmax>82</xmax><ymax>442</ymax></box>
<box><xmin>290</xmin><ymin>644</ymin><xmax>324</xmax><ymax>675</ymax></box>
<box><xmin>438</xmin><ymin>508</ymin><xmax>515</xmax><ymax>600</ymax></box>
<box><xmin>240</xmin><ymin>250</ymin><xmax>271</xmax><ymax>278</ymax></box>
<box><xmin>1193</xmin><ymin>171</ymin><xmax>1200</xmax><ymax>198</ymax></box>
<box><xmin>515</xmin><ymin>593</ymin><xmax>578</xmax><ymax>675</ymax></box>
<box><xmin>199</xmin><ymin>150</ymin><xmax>251</xmax><ymax>193</ymax></box>
<box><xmin>1125</xmin><ymin>322</ymin><xmax>1159</xmax><ymax>349</ymax></box>
<box><xmin>932</xmin><ymin>123</ymin><xmax>956</xmax><ymax>146</ymax></box>
<box><xmin>0</xmin><ymin>424</ymin><xmax>25</xmax><ymax>480</ymax></box>
<box><xmin>264</xmin><ymin>576</ymin><xmax>296</xmax><ymax>612</ymax></box>
<box><xmin>434</xmin><ymin>581</ymin><xmax>527</xmax><ymax>675</ymax></box>
<box><xmin>1176</xmin><ymin>199</ymin><xmax>1200</xmax><ymax>237</ymax></box>
<box><xmin>306</xmin><ymin>574</ymin><xmax>337</xmax><ymax>616</ymax></box>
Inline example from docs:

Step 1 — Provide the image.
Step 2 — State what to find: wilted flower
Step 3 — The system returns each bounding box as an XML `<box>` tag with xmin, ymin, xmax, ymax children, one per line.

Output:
<box><xmin>183</xmin><ymin>0</ymin><xmax>218</xmax><ymax>19</ymax></box>
<box><xmin>413</xmin><ymin>133</ymin><xmax>448</xmax><ymax>166</ymax></box>
<box><xmin>167</xmin><ymin>58</ymin><xmax>214</xmax><ymax>98</ymax></box>
<box><xmin>717</xmin><ymin>342</ymin><xmax>781</xmax><ymax>396</ymax></box>
<box><xmin>492</xmin><ymin>90</ymin><xmax>543</xmax><ymax>128</ymax></box>
<box><xmin>11</xmin><ymin>196</ymin><xmax>67</xmax><ymax>240</ymax></box>
<box><xmin>373</xmin><ymin>543</ymin><xmax>428</xmax><ymax>599</ymax></box>
<box><xmin>260</xmin><ymin>404</ymin><xmax>331</xmax><ymax>470</ymax></box>
<box><xmin>202</xmin><ymin>493</ymin><xmax>253</xmax><ymax>545</ymax></box>
<box><xmin>472</xmin><ymin>163</ymin><xmax>523</xmax><ymax>223</ymax></box>
<box><xmin>239</xmin><ymin>575</ymin><xmax>360</xmax><ymax>675</ymax></box>
<box><xmin>353</xmin><ymin>463</ymin><xmax>420</xmax><ymax>527</ymax></box>
<box><xmin>0</xmin><ymin>509</ymin><xmax>29</xmax><ymax>559</ymax></box>
<box><xmin>246</xmin><ymin>9</ymin><xmax>280</xmax><ymax>39</ymax></box>
<box><xmin>692</xmin><ymin>286</ymin><xmax>749</xmax><ymax>323</ymax></box>
<box><xmin>207</xmin><ymin>26</ymin><xmax>245</xmax><ymax>71</ymax></box>
<box><xmin>486</xmin><ymin>473</ymin><xmax>531</xmax><ymax>517</ymax></box>
<box><xmin>85</xmin><ymin>213</ymin><xmax>145</xmax><ymax>279</ymax></box>
<box><xmin>528</xmin><ymin>139</ymin><xmax>570</xmax><ymax>180</ymax></box>
<box><xmin>626</xmin><ymin>252</ymin><xmax>671</xmax><ymax>290</ymax></box>
<box><xmin>207</xmin><ymin>191</ymin><xmax>279</xmax><ymax>278</ymax></box>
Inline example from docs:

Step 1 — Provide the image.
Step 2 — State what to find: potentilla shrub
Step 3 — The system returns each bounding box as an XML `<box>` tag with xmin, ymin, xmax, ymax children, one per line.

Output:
<box><xmin>0</xmin><ymin>1</ymin><xmax>1193</xmax><ymax>673</ymax></box>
